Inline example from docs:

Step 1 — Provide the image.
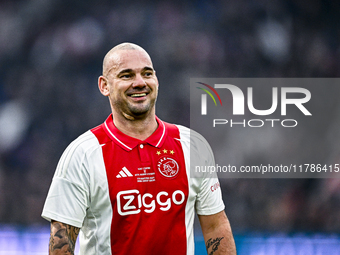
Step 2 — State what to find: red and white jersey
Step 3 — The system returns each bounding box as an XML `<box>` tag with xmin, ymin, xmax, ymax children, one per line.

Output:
<box><xmin>42</xmin><ymin>115</ymin><xmax>224</xmax><ymax>255</ymax></box>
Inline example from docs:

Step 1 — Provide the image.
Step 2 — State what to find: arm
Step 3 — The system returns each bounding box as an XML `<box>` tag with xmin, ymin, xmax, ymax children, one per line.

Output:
<box><xmin>198</xmin><ymin>211</ymin><xmax>236</xmax><ymax>255</ymax></box>
<box><xmin>49</xmin><ymin>220</ymin><xmax>80</xmax><ymax>255</ymax></box>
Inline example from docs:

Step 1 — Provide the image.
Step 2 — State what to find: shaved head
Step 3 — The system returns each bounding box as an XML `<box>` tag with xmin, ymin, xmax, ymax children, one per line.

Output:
<box><xmin>102</xmin><ymin>43</ymin><xmax>152</xmax><ymax>76</ymax></box>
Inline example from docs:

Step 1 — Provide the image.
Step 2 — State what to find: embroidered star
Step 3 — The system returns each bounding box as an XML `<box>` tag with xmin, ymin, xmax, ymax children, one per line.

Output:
<box><xmin>170</xmin><ymin>150</ymin><xmax>175</xmax><ymax>155</ymax></box>
<box><xmin>156</xmin><ymin>151</ymin><xmax>161</xmax><ymax>155</ymax></box>
<box><xmin>163</xmin><ymin>149</ymin><xmax>168</xmax><ymax>154</ymax></box>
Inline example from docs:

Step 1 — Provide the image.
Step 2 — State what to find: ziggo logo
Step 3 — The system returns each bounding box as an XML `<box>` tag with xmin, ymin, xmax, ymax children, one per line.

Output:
<box><xmin>117</xmin><ymin>189</ymin><xmax>186</xmax><ymax>216</ymax></box>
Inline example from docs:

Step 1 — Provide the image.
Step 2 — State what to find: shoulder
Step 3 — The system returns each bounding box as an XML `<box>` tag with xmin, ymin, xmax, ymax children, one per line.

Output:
<box><xmin>171</xmin><ymin>123</ymin><xmax>211</xmax><ymax>150</ymax></box>
<box><xmin>162</xmin><ymin>121</ymin><xmax>213</xmax><ymax>158</ymax></box>
<box><xmin>160</xmin><ymin>120</ymin><xmax>206</xmax><ymax>142</ymax></box>
<box><xmin>66</xmin><ymin>130</ymin><xmax>102</xmax><ymax>156</ymax></box>
<box><xmin>54</xmin><ymin>130</ymin><xmax>102</xmax><ymax>178</ymax></box>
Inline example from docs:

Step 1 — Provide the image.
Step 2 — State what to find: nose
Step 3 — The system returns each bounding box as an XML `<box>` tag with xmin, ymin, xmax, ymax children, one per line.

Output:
<box><xmin>132</xmin><ymin>74</ymin><xmax>146</xmax><ymax>88</ymax></box>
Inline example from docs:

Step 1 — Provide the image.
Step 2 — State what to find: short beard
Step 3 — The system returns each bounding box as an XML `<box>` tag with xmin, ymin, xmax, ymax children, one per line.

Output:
<box><xmin>113</xmin><ymin>98</ymin><xmax>156</xmax><ymax>119</ymax></box>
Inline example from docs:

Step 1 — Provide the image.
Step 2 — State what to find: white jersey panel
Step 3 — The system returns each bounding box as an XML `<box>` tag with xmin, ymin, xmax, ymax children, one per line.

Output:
<box><xmin>42</xmin><ymin>130</ymin><xmax>112</xmax><ymax>255</ymax></box>
<box><xmin>176</xmin><ymin>125</ymin><xmax>225</xmax><ymax>255</ymax></box>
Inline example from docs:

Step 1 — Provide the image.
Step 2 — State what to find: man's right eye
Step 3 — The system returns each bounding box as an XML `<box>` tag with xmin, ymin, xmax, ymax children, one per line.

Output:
<box><xmin>120</xmin><ymin>74</ymin><xmax>131</xmax><ymax>79</ymax></box>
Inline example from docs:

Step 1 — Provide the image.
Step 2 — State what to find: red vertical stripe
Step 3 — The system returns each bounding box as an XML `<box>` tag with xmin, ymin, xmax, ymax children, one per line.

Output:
<box><xmin>91</xmin><ymin>122</ymin><xmax>189</xmax><ymax>255</ymax></box>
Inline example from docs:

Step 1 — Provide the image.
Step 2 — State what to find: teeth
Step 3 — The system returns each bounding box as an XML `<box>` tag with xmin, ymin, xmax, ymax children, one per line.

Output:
<box><xmin>131</xmin><ymin>93</ymin><xmax>146</xmax><ymax>97</ymax></box>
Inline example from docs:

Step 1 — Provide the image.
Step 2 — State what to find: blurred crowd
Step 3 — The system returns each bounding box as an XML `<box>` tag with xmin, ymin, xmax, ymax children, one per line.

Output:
<box><xmin>0</xmin><ymin>0</ymin><xmax>340</xmax><ymax>233</ymax></box>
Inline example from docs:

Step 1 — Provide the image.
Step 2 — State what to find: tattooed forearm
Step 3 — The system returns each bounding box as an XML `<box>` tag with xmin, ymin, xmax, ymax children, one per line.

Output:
<box><xmin>206</xmin><ymin>237</ymin><xmax>224</xmax><ymax>255</ymax></box>
<box><xmin>49</xmin><ymin>220</ymin><xmax>80</xmax><ymax>255</ymax></box>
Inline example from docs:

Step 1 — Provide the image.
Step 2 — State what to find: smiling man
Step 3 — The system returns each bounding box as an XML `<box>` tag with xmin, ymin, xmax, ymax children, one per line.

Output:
<box><xmin>42</xmin><ymin>43</ymin><xmax>236</xmax><ymax>255</ymax></box>
<box><xmin>100</xmin><ymin>44</ymin><xmax>159</xmax><ymax>139</ymax></box>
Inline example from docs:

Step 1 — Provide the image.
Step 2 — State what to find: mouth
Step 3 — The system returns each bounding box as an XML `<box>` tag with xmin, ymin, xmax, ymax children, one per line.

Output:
<box><xmin>130</xmin><ymin>93</ymin><xmax>147</xmax><ymax>98</ymax></box>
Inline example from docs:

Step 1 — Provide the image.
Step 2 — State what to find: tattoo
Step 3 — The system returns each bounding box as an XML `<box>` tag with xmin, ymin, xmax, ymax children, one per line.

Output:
<box><xmin>49</xmin><ymin>221</ymin><xmax>80</xmax><ymax>254</ymax></box>
<box><xmin>206</xmin><ymin>237</ymin><xmax>224</xmax><ymax>255</ymax></box>
<box><xmin>49</xmin><ymin>227</ymin><xmax>54</xmax><ymax>252</ymax></box>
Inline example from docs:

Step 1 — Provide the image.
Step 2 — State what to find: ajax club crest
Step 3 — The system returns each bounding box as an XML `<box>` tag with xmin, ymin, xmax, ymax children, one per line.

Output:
<box><xmin>157</xmin><ymin>157</ymin><xmax>179</xmax><ymax>178</ymax></box>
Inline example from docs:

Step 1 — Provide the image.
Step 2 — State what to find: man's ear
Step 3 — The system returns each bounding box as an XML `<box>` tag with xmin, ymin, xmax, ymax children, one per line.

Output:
<box><xmin>98</xmin><ymin>76</ymin><xmax>110</xmax><ymax>96</ymax></box>
<box><xmin>154</xmin><ymin>70</ymin><xmax>159</xmax><ymax>88</ymax></box>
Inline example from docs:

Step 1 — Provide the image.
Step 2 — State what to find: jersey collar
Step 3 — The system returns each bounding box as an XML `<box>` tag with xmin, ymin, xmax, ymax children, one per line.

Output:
<box><xmin>102</xmin><ymin>114</ymin><xmax>167</xmax><ymax>151</ymax></box>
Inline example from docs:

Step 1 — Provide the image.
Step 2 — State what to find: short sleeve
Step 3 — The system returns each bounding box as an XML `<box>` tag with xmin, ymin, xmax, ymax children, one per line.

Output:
<box><xmin>195</xmin><ymin>177</ymin><xmax>225</xmax><ymax>215</ymax></box>
<box><xmin>41</xmin><ymin>133</ymin><xmax>92</xmax><ymax>228</ymax></box>
<box><xmin>189</xmin><ymin>129</ymin><xmax>225</xmax><ymax>215</ymax></box>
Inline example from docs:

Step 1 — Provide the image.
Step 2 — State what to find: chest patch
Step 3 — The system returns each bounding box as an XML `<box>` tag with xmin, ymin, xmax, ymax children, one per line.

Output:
<box><xmin>157</xmin><ymin>157</ymin><xmax>179</xmax><ymax>178</ymax></box>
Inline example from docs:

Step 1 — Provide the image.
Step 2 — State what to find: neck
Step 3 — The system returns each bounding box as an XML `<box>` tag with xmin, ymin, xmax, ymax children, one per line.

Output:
<box><xmin>112</xmin><ymin>110</ymin><xmax>158</xmax><ymax>140</ymax></box>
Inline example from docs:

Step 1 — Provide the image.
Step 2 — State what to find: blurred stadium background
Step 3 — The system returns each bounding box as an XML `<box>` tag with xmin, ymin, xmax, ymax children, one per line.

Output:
<box><xmin>0</xmin><ymin>0</ymin><xmax>340</xmax><ymax>254</ymax></box>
